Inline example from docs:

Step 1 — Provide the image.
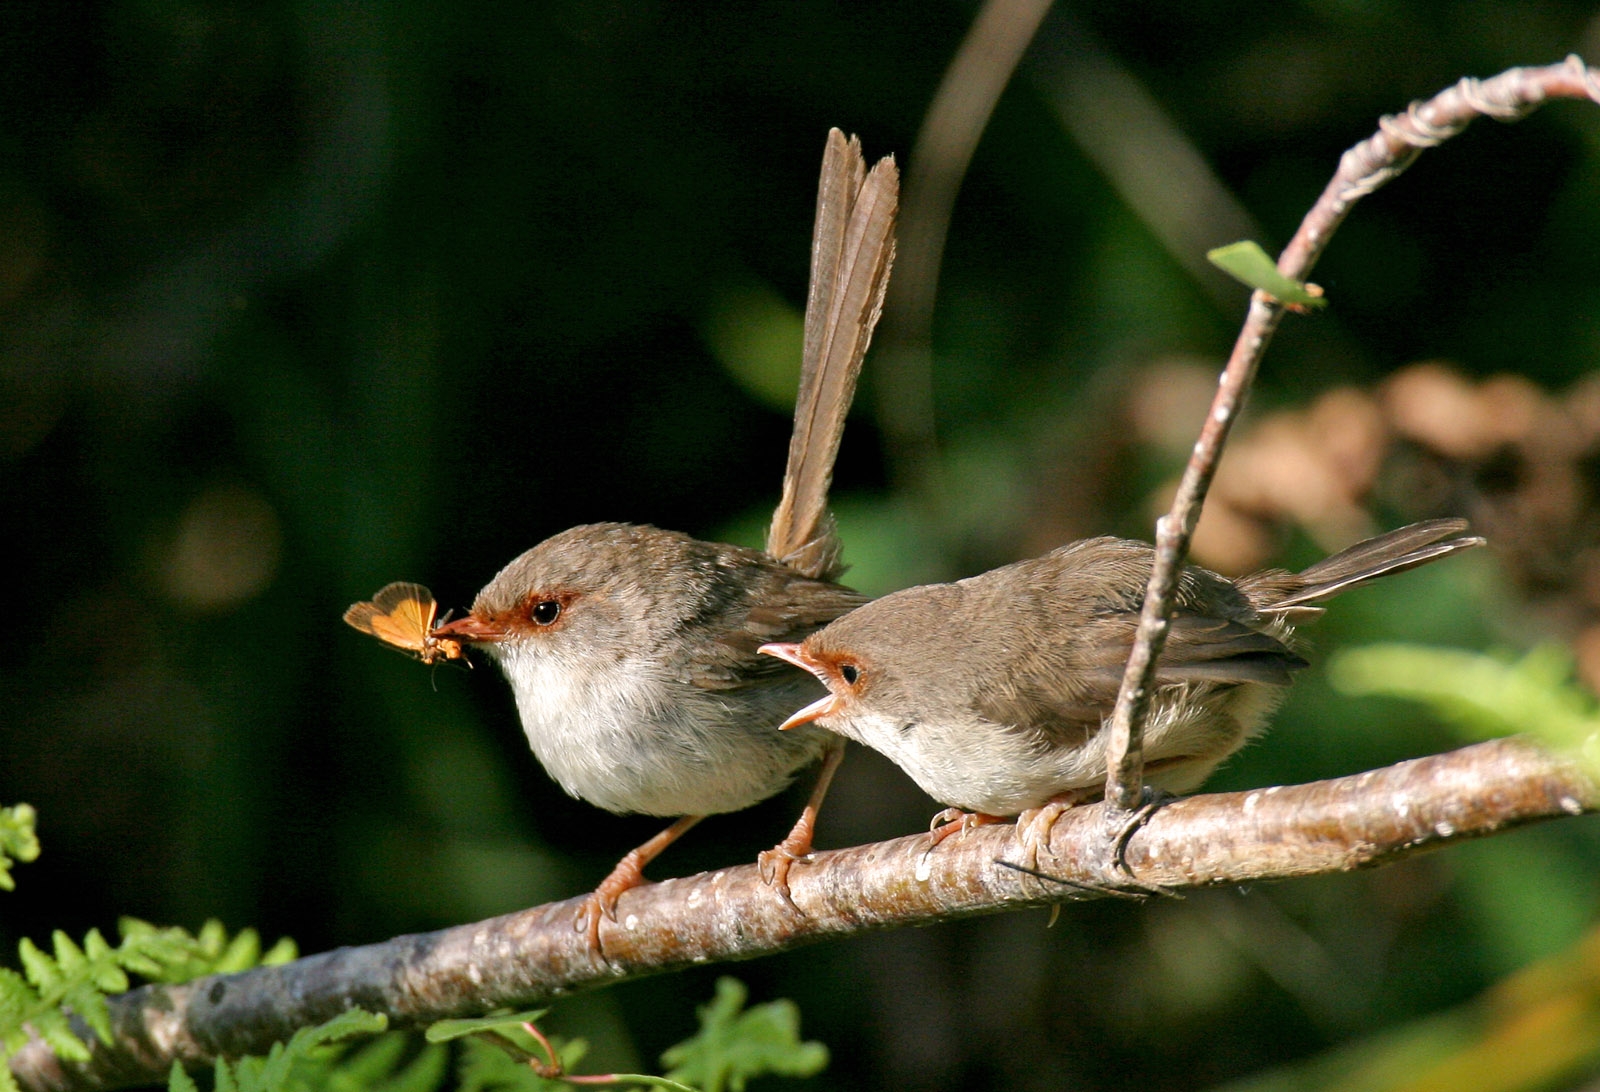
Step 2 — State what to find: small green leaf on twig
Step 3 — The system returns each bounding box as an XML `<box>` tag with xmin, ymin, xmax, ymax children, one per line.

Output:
<box><xmin>426</xmin><ymin>1011</ymin><xmax>551</xmax><ymax>1044</ymax></box>
<box><xmin>1207</xmin><ymin>240</ymin><xmax>1326</xmax><ymax>310</ymax></box>
<box><xmin>456</xmin><ymin>1033</ymin><xmax>588</xmax><ymax>1092</ymax></box>
<box><xmin>660</xmin><ymin>977</ymin><xmax>829</xmax><ymax>1092</ymax></box>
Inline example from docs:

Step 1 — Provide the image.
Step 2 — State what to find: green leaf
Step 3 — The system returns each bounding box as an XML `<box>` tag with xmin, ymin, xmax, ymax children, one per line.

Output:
<box><xmin>456</xmin><ymin>1034</ymin><xmax>586</xmax><ymax>1092</ymax></box>
<box><xmin>51</xmin><ymin>933</ymin><xmax>87</xmax><ymax>982</ymax></box>
<box><xmin>325</xmin><ymin>1035</ymin><xmax>448</xmax><ymax>1092</ymax></box>
<box><xmin>425</xmin><ymin>1010</ymin><xmax>550</xmax><ymax>1044</ymax></box>
<box><xmin>208</xmin><ymin>1009</ymin><xmax>388</xmax><ymax>1092</ymax></box>
<box><xmin>61</xmin><ymin>982</ymin><xmax>114</xmax><ymax>1045</ymax></box>
<box><xmin>214</xmin><ymin>1052</ymin><xmax>240</xmax><ymax>1092</ymax></box>
<box><xmin>115</xmin><ymin>918</ymin><xmax>298</xmax><ymax>983</ymax></box>
<box><xmin>1328</xmin><ymin>643</ymin><xmax>1600</xmax><ymax>759</ymax></box>
<box><xmin>660</xmin><ymin>977</ymin><xmax>829</xmax><ymax>1092</ymax></box>
<box><xmin>260</xmin><ymin>938</ymin><xmax>299</xmax><ymax>966</ymax></box>
<box><xmin>168</xmin><ymin>1060</ymin><xmax>201</xmax><ymax>1092</ymax></box>
<box><xmin>17</xmin><ymin>939</ymin><xmax>60</xmax><ymax>995</ymax></box>
<box><xmin>33</xmin><ymin>1010</ymin><xmax>90</xmax><ymax>1063</ymax></box>
<box><xmin>1207</xmin><ymin>240</ymin><xmax>1327</xmax><ymax>309</ymax></box>
<box><xmin>0</xmin><ymin>805</ymin><xmax>40</xmax><ymax>892</ymax></box>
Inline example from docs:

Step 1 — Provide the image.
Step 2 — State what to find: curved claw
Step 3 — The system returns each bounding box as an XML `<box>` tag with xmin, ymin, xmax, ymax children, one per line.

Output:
<box><xmin>926</xmin><ymin>808</ymin><xmax>1004</xmax><ymax>851</ymax></box>
<box><xmin>1107</xmin><ymin>787</ymin><xmax>1174</xmax><ymax>876</ymax></box>
<box><xmin>758</xmin><ymin>845</ymin><xmax>807</xmax><ymax>911</ymax></box>
<box><xmin>573</xmin><ymin>870</ymin><xmax>638</xmax><ymax>956</ymax></box>
<box><xmin>1014</xmin><ymin>802</ymin><xmax>1071</xmax><ymax>873</ymax></box>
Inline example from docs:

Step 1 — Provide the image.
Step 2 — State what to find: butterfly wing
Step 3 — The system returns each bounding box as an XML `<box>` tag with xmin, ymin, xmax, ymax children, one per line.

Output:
<box><xmin>344</xmin><ymin>582</ymin><xmax>439</xmax><ymax>658</ymax></box>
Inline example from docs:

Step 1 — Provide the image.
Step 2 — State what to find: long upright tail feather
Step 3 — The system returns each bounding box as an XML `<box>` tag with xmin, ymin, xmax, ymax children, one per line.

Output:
<box><xmin>766</xmin><ymin>130</ymin><xmax>899</xmax><ymax>581</ymax></box>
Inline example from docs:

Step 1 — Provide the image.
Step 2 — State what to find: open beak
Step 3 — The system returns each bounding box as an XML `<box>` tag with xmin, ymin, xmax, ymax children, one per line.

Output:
<box><xmin>431</xmin><ymin>612</ymin><xmax>509</xmax><ymax>644</ymax></box>
<box><xmin>759</xmin><ymin>642</ymin><xmax>842</xmax><ymax>731</ymax></box>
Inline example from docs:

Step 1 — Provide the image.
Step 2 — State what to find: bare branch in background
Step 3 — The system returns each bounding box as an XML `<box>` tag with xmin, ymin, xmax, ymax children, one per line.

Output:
<box><xmin>1027</xmin><ymin>14</ymin><xmax>1263</xmax><ymax>310</ymax></box>
<box><xmin>1101</xmin><ymin>56</ymin><xmax>1600</xmax><ymax>811</ymax></box>
<box><xmin>873</xmin><ymin>0</ymin><xmax>1052</xmax><ymax>496</ymax></box>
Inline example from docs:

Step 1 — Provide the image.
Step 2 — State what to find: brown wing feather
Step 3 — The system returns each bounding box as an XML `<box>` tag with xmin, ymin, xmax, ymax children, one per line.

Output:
<box><xmin>975</xmin><ymin>609</ymin><xmax>1302</xmax><ymax>745</ymax></box>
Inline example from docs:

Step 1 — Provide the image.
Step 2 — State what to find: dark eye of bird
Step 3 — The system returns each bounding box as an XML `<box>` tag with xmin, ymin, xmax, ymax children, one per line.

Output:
<box><xmin>531</xmin><ymin>600</ymin><xmax>562</xmax><ymax>626</ymax></box>
<box><xmin>839</xmin><ymin>662</ymin><xmax>860</xmax><ymax>686</ymax></box>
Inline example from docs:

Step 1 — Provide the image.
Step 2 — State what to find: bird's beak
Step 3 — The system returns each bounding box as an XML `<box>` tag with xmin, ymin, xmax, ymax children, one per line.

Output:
<box><xmin>431</xmin><ymin>612</ymin><xmax>509</xmax><ymax>644</ymax></box>
<box><xmin>759</xmin><ymin>642</ymin><xmax>841</xmax><ymax>731</ymax></box>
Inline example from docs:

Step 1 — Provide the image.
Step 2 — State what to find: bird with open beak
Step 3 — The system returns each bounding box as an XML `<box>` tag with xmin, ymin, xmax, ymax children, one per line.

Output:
<box><xmin>759</xmin><ymin>520</ymin><xmax>1483</xmax><ymax>861</ymax></box>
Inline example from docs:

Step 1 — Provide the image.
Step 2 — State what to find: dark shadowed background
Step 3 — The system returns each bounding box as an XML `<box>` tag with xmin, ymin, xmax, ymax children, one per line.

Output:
<box><xmin>5</xmin><ymin>2</ymin><xmax>1600</xmax><ymax>1090</ymax></box>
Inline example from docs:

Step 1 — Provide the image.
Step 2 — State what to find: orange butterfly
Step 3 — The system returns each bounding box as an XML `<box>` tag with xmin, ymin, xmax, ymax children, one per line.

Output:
<box><xmin>343</xmin><ymin>582</ymin><xmax>468</xmax><ymax>665</ymax></box>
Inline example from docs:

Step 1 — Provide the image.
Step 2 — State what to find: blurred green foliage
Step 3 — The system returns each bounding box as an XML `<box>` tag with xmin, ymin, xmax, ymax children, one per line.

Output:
<box><xmin>0</xmin><ymin>807</ymin><xmax>40</xmax><ymax>893</ymax></box>
<box><xmin>3</xmin><ymin>1</ymin><xmax>1600</xmax><ymax>1090</ymax></box>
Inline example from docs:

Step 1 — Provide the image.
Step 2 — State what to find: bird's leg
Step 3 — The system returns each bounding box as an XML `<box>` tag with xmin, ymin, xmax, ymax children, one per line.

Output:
<box><xmin>759</xmin><ymin>739</ymin><xmax>845</xmax><ymax>908</ymax></box>
<box><xmin>578</xmin><ymin>814</ymin><xmax>703</xmax><ymax>952</ymax></box>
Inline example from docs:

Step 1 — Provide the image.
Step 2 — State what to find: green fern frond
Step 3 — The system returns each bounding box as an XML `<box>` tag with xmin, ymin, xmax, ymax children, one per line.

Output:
<box><xmin>660</xmin><ymin>977</ymin><xmax>829</xmax><ymax>1092</ymax></box>
<box><xmin>183</xmin><ymin>1009</ymin><xmax>390</xmax><ymax>1092</ymax></box>
<box><xmin>2</xmin><ymin>917</ymin><xmax>299</xmax><ymax>1080</ymax></box>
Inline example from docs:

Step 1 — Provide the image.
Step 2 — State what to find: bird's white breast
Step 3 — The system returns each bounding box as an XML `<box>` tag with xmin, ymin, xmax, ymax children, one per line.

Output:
<box><xmin>491</xmin><ymin>643</ymin><xmax>822</xmax><ymax>816</ymax></box>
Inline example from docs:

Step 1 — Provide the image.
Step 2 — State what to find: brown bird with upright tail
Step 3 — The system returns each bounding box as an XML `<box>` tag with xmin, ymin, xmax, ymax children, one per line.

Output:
<box><xmin>761</xmin><ymin>519</ymin><xmax>1484</xmax><ymax>858</ymax></box>
<box><xmin>433</xmin><ymin>131</ymin><xmax>897</xmax><ymax>949</ymax></box>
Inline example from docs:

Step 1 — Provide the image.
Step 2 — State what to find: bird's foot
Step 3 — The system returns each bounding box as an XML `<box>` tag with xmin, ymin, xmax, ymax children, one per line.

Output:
<box><xmin>1012</xmin><ymin>791</ymin><xmax>1094</xmax><ymax>872</ymax></box>
<box><xmin>1102</xmin><ymin>786</ymin><xmax>1173</xmax><ymax>877</ymax></box>
<box><xmin>914</xmin><ymin>809</ymin><xmax>1006</xmax><ymax>881</ymax></box>
<box><xmin>996</xmin><ymin>789</ymin><xmax>1177</xmax><ymax>900</ymax></box>
<box><xmin>574</xmin><ymin>860</ymin><xmax>647</xmax><ymax>955</ymax></box>
<box><xmin>758</xmin><ymin>838</ymin><xmax>812</xmax><ymax>911</ymax></box>
<box><xmin>574</xmin><ymin>815</ymin><xmax>703</xmax><ymax>956</ymax></box>
<box><xmin>926</xmin><ymin>808</ymin><xmax>1006</xmax><ymax>850</ymax></box>
<box><xmin>758</xmin><ymin>740</ymin><xmax>844</xmax><ymax>912</ymax></box>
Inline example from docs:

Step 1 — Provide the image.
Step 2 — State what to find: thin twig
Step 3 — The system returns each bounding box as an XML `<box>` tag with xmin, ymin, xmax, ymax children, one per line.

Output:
<box><xmin>9</xmin><ymin>738</ymin><xmax>1594</xmax><ymax>1092</ymax></box>
<box><xmin>1100</xmin><ymin>55</ymin><xmax>1600</xmax><ymax>810</ymax></box>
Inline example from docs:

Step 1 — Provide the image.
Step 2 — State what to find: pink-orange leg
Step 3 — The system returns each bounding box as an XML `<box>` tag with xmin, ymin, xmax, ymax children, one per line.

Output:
<box><xmin>578</xmin><ymin>814</ymin><xmax>703</xmax><ymax>953</ymax></box>
<box><xmin>758</xmin><ymin>738</ymin><xmax>845</xmax><ymax>907</ymax></box>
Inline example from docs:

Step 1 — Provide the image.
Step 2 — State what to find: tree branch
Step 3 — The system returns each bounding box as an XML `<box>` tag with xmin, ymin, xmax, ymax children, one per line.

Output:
<box><xmin>1102</xmin><ymin>55</ymin><xmax>1600</xmax><ymax>809</ymax></box>
<box><xmin>10</xmin><ymin>738</ymin><xmax>1594</xmax><ymax>1092</ymax></box>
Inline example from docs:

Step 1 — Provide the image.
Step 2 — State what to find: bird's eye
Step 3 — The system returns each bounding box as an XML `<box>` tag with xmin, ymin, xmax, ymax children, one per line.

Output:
<box><xmin>839</xmin><ymin>662</ymin><xmax>861</xmax><ymax>686</ymax></box>
<box><xmin>531</xmin><ymin>600</ymin><xmax>562</xmax><ymax>626</ymax></box>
